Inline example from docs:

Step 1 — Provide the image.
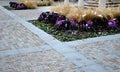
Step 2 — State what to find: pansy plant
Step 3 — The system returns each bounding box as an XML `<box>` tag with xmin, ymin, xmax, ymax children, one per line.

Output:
<box><xmin>9</xmin><ymin>2</ymin><xmax>27</xmax><ymax>10</ymax></box>
<box><xmin>108</xmin><ymin>19</ymin><xmax>117</xmax><ymax>28</ymax></box>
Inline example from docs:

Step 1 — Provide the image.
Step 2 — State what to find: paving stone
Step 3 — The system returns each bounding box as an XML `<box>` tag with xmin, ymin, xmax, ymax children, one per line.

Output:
<box><xmin>0</xmin><ymin>50</ymin><xmax>85</xmax><ymax>72</ymax></box>
<box><xmin>0</xmin><ymin>21</ymin><xmax>45</xmax><ymax>51</ymax></box>
<box><xmin>70</xmin><ymin>38</ymin><xmax>120</xmax><ymax>72</ymax></box>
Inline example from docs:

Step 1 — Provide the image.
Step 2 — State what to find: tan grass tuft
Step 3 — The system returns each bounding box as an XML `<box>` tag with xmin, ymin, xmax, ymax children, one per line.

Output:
<box><xmin>18</xmin><ymin>0</ymin><xmax>37</xmax><ymax>9</ymax></box>
<box><xmin>37</xmin><ymin>0</ymin><xmax>53</xmax><ymax>6</ymax></box>
<box><xmin>51</xmin><ymin>4</ymin><xmax>120</xmax><ymax>22</ymax></box>
<box><xmin>82</xmin><ymin>8</ymin><xmax>96</xmax><ymax>21</ymax></box>
<box><xmin>51</xmin><ymin>4</ymin><xmax>70</xmax><ymax>16</ymax></box>
<box><xmin>66</xmin><ymin>7</ymin><xmax>83</xmax><ymax>22</ymax></box>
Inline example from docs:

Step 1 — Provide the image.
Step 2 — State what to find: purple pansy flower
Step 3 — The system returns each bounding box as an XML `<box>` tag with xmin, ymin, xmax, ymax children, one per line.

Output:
<box><xmin>87</xmin><ymin>20</ymin><xmax>93</xmax><ymax>27</ymax></box>
<box><xmin>9</xmin><ymin>2</ymin><xmax>27</xmax><ymax>10</ymax></box>
<box><xmin>56</xmin><ymin>20</ymin><xmax>65</xmax><ymax>25</ymax></box>
<box><xmin>70</xmin><ymin>19</ymin><xmax>76</xmax><ymax>25</ymax></box>
<box><xmin>108</xmin><ymin>19</ymin><xmax>117</xmax><ymax>27</ymax></box>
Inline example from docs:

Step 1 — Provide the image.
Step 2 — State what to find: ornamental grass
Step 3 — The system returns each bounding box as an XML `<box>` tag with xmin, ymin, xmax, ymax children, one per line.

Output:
<box><xmin>18</xmin><ymin>0</ymin><xmax>37</xmax><ymax>9</ymax></box>
<box><xmin>37</xmin><ymin>0</ymin><xmax>53</xmax><ymax>6</ymax></box>
<box><xmin>51</xmin><ymin>4</ymin><xmax>70</xmax><ymax>16</ymax></box>
<box><xmin>51</xmin><ymin>4</ymin><xmax>120</xmax><ymax>23</ymax></box>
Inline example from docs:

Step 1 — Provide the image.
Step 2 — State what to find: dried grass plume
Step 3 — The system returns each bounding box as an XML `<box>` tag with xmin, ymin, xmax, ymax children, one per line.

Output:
<box><xmin>18</xmin><ymin>0</ymin><xmax>37</xmax><ymax>9</ymax></box>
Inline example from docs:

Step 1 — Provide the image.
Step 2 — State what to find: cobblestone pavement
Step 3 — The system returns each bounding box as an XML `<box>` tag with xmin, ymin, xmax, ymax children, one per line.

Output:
<box><xmin>0</xmin><ymin>1</ymin><xmax>120</xmax><ymax>72</ymax></box>
<box><xmin>69</xmin><ymin>38</ymin><xmax>120</xmax><ymax>72</ymax></box>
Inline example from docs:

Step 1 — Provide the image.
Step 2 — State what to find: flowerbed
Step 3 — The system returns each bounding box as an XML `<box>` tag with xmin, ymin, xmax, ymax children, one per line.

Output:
<box><xmin>4</xmin><ymin>2</ymin><xmax>27</xmax><ymax>10</ymax></box>
<box><xmin>4</xmin><ymin>0</ymin><xmax>53</xmax><ymax>10</ymax></box>
<box><xmin>29</xmin><ymin>11</ymin><xmax>120</xmax><ymax>42</ymax></box>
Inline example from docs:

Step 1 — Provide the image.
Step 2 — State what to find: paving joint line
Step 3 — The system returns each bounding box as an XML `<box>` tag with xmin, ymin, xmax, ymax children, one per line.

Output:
<box><xmin>0</xmin><ymin>5</ymin><xmax>108</xmax><ymax>72</ymax></box>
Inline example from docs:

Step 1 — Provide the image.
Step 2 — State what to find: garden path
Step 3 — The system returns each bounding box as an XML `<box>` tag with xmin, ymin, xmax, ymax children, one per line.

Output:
<box><xmin>0</xmin><ymin>0</ymin><xmax>120</xmax><ymax>72</ymax></box>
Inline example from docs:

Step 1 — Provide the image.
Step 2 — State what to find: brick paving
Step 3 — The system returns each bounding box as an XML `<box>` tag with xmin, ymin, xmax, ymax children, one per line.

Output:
<box><xmin>0</xmin><ymin>50</ymin><xmax>84</xmax><ymax>72</ymax></box>
<box><xmin>69</xmin><ymin>38</ymin><xmax>120</xmax><ymax>72</ymax></box>
<box><xmin>0</xmin><ymin>21</ymin><xmax>44</xmax><ymax>51</ymax></box>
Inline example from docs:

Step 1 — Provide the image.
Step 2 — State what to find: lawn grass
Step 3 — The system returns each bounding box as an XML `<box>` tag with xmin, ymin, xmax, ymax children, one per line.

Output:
<box><xmin>29</xmin><ymin>20</ymin><xmax>120</xmax><ymax>42</ymax></box>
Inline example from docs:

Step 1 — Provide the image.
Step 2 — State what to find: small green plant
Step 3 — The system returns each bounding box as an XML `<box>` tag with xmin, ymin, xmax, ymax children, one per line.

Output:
<box><xmin>3</xmin><ymin>6</ymin><xmax>15</xmax><ymax>10</ymax></box>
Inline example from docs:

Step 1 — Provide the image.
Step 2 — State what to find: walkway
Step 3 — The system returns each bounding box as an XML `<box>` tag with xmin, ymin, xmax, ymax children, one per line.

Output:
<box><xmin>0</xmin><ymin>0</ymin><xmax>120</xmax><ymax>72</ymax></box>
